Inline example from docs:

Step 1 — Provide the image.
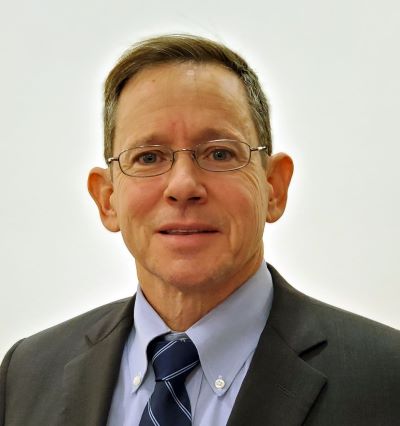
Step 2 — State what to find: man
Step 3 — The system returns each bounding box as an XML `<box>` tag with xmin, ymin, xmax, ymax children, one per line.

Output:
<box><xmin>1</xmin><ymin>34</ymin><xmax>399</xmax><ymax>426</ymax></box>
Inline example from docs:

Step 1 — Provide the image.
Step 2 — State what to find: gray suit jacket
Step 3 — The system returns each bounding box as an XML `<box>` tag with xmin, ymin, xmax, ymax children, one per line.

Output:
<box><xmin>1</xmin><ymin>265</ymin><xmax>400</xmax><ymax>425</ymax></box>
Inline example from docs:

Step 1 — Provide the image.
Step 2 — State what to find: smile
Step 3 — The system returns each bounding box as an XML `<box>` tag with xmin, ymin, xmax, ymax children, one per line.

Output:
<box><xmin>159</xmin><ymin>229</ymin><xmax>217</xmax><ymax>235</ymax></box>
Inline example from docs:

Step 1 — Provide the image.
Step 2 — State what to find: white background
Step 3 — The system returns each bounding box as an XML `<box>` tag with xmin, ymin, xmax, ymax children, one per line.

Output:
<box><xmin>1</xmin><ymin>0</ymin><xmax>399</xmax><ymax>359</ymax></box>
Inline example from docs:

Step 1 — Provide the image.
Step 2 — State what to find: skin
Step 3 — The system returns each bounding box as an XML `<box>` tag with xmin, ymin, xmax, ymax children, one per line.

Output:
<box><xmin>88</xmin><ymin>62</ymin><xmax>293</xmax><ymax>331</ymax></box>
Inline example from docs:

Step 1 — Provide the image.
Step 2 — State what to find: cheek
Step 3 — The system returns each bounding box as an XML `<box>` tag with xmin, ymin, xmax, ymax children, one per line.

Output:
<box><xmin>235</xmin><ymin>168</ymin><xmax>268</xmax><ymax>220</ymax></box>
<box><xmin>113</xmin><ymin>179</ymin><xmax>160</xmax><ymax>229</ymax></box>
<box><xmin>218</xmin><ymin>170</ymin><xmax>268</xmax><ymax>241</ymax></box>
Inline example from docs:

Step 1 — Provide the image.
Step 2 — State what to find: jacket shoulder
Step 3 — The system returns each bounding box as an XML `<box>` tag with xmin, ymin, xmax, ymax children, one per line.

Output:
<box><xmin>13</xmin><ymin>298</ymin><xmax>132</xmax><ymax>355</ymax></box>
<box><xmin>1</xmin><ymin>297</ymin><xmax>134</xmax><ymax>384</ymax></box>
<box><xmin>265</xmin><ymin>265</ymin><xmax>400</xmax><ymax>424</ymax></box>
<box><xmin>268</xmin><ymin>263</ymin><xmax>400</xmax><ymax>349</ymax></box>
<box><xmin>1</xmin><ymin>298</ymin><xmax>134</xmax><ymax>426</ymax></box>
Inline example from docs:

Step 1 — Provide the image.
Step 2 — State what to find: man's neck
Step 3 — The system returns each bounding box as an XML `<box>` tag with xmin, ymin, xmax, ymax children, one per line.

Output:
<box><xmin>136</xmin><ymin>255</ymin><xmax>263</xmax><ymax>331</ymax></box>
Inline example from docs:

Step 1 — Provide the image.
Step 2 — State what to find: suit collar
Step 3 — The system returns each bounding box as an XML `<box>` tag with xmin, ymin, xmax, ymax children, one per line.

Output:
<box><xmin>59</xmin><ymin>297</ymin><xmax>135</xmax><ymax>426</ymax></box>
<box><xmin>85</xmin><ymin>297</ymin><xmax>135</xmax><ymax>345</ymax></box>
<box><xmin>228</xmin><ymin>264</ymin><xmax>327</xmax><ymax>426</ymax></box>
<box><xmin>267</xmin><ymin>265</ymin><xmax>327</xmax><ymax>355</ymax></box>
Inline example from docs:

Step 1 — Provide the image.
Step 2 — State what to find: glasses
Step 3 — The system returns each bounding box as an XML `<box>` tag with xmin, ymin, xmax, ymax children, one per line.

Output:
<box><xmin>107</xmin><ymin>139</ymin><xmax>267</xmax><ymax>178</ymax></box>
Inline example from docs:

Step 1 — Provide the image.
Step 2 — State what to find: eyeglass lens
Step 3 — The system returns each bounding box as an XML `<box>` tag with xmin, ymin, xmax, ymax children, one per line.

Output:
<box><xmin>118</xmin><ymin>140</ymin><xmax>251</xmax><ymax>177</ymax></box>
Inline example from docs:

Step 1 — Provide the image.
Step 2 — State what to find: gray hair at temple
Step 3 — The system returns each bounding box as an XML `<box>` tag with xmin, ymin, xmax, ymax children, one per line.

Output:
<box><xmin>103</xmin><ymin>34</ymin><xmax>272</xmax><ymax>162</ymax></box>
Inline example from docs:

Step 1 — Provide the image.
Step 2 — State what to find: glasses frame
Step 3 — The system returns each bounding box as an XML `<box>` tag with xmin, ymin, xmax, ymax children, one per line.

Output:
<box><xmin>107</xmin><ymin>139</ymin><xmax>268</xmax><ymax>178</ymax></box>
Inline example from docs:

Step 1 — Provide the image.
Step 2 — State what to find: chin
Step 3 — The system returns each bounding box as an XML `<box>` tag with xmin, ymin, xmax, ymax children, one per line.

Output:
<box><xmin>143</xmin><ymin>255</ymin><xmax>236</xmax><ymax>293</ymax></box>
<box><xmin>160</xmin><ymin>264</ymin><xmax>217</xmax><ymax>290</ymax></box>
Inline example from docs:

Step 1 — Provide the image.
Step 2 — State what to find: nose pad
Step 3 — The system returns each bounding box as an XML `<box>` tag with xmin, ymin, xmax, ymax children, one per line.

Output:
<box><xmin>169</xmin><ymin>149</ymin><xmax>200</xmax><ymax>179</ymax></box>
<box><xmin>164</xmin><ymin>150</ymin><xmax>207</xmax><ymax>203</ymax></box>
<box><xmin>168</xmin><ymin>149</ymin><xmax>200</xmax><ymax>176</ymax></box>
<box><xmin>171</xmin><ymin>149</ymin><xmax>196</xmax><ymax>165</ymax></box>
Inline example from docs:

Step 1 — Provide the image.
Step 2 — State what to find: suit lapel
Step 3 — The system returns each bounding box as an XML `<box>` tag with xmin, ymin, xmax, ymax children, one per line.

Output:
<box><xmin>59</xmin><ymin>298</ymin><xmax>135</xmax><ymax>426</ymax></box>
<box><xmin>228</xmin><ymin>265</ymin><xmax>327</xmax><ymax>426</ymax></box>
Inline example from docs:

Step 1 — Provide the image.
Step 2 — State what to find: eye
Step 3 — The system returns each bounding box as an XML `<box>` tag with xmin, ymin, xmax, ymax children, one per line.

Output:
<box><xmin>130</xmin><ymin>148</ymin><xmax>169</xmax><ymax>166</ymax></box>
<box><xmin>209</xmin><ymin>148</ymin><xmax>234</xmax><ymax>161</ymax></box>
<box><xmin>139</xmin><ymin>151</ymin><xmax>159</xmax><ymax>164</ymax></box>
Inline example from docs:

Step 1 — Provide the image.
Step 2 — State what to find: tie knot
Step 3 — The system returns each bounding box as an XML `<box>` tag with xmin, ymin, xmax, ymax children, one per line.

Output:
<box><xmin>148</xmin><ymin>336</ymin><xmax>199</xmax><ymax>382</ymax></box>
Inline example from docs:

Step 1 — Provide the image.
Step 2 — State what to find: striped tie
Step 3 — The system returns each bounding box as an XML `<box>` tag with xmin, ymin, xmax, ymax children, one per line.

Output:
<box><xmin>139</xmin><ymin>336</ymin><xmax>200</xmax><ymax>426</ymax></box>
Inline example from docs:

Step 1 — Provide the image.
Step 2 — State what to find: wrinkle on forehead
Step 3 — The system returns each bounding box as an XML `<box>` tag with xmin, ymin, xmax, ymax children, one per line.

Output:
<box><xmin>114</xmin><ymin>62</ymin><xmax>258</xmax><ymax>152</ymax></box>
<box><xmin>119</xmin><ymin>62</ymin><xmax>249</xmax><ymax>112</ymax></box>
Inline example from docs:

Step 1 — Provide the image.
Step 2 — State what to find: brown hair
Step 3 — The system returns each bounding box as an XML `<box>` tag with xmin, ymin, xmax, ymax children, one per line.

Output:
<box><xmin>103</xmin><ymin>34</ymin><xmax>272</xmax><ymax>161</ymax></box>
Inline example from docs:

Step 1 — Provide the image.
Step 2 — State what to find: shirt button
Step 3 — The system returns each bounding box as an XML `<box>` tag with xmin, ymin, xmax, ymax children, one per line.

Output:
<box><xmin>133</xmin><ymin>375</ymin><xmax>142</xmax><ymax>386</ymax></box>
<box><xmin>215</xmin><ymin>378</ymin><xmax>225</xmax><ymax>389</ymax></box>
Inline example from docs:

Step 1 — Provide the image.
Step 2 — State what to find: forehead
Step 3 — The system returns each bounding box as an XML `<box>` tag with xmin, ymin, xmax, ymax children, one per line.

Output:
<box><xmin>114</xmin><ymin>62</ymin><xmax>257</xmax><ymax>149</ymax></box>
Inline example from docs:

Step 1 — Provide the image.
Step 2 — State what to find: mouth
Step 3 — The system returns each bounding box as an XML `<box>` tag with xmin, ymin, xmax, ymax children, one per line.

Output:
<box><xmin>159</xmin><ymin>229</ymin><xmax>217</xmax><ymax>236</ymax></box>
<box><xmin>158</xmin><ymin>223</ymin><xmax>219</xmax><ymax>236</ymax></box>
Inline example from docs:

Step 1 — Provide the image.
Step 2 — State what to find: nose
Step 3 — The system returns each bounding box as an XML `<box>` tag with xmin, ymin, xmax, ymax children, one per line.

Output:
<box><xmin>163</xmin><ymin>151</ymin><xmax>207</xmax><ymax>205</ymax></box>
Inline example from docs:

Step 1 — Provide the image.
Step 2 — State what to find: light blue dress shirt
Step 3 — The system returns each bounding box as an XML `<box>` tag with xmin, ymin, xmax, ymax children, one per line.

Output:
<box><xmin>107</xmin><ymin>262</ymin><xmax>273</xmax><ymax>426</ymax></box>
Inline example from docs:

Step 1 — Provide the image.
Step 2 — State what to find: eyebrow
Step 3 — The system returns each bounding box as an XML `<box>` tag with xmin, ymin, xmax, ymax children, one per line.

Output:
<box><xmin>194</xmin><ymin>128</ymin><xmax>244</xmax><ymax>142</ymax></box>
<box><xmin>125</xmin><ymin>127</ymin><xmax>244</xmax><ymax>148</ymax></box>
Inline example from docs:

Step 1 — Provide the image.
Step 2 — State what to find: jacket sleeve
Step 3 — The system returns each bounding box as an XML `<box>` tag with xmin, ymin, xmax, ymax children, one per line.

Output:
<box><xmin>0</xmin><ymin>340</ymin><xmax>24</xmax><ymax>426</ymax></box>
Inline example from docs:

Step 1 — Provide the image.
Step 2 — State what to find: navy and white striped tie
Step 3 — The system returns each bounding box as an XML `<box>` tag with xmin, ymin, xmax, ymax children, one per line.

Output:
<box><xmin>139</xmin><ymin>337</ymin><xmax>200</xmax><ymax>426</ymax></box>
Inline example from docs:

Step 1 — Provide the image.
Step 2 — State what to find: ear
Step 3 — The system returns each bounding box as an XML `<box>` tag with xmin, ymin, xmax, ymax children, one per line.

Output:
<box><xmin>87</xmin><ymin>167</ymin><xmax>120</xmax><ymax>232</ymax></box>
<box><xmin>265</xmin><ymin>153</ymin><xmax>294</xmax><ymax>223</ymax></box>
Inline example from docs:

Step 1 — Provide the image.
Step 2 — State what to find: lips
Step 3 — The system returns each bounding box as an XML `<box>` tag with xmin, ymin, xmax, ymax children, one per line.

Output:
<box><xmin>158</xmin><ymin>224</ymin><xmax>218</xmax><ymax>235</ymax></box>
<box><xmin>160</xmin><ymin>229</ymin><xmax>216</xmax><ymax>235</ymax></box>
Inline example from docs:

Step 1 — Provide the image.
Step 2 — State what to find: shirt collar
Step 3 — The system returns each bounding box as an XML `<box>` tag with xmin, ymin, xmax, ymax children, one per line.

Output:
<box><xmin>127</xmin><ymin>287</ymin><xmax>170</xmax><ymax>391</ymax></box>
<box><xmin>186</xmin><ymin>262</ymin><xmax>273</xmax><ymax>395</ymax></box>
<box><xmin>128</xmin><ymin>262</ymin><xmax>273</xmax><ymax>395</ymax></box>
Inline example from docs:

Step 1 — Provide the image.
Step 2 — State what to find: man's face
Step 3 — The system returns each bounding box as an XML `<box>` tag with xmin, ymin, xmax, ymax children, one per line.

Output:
<box><xmin>92</xmin><ymin>62</ymin><xmax>288</xmax><ymax>298</ymax></box>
